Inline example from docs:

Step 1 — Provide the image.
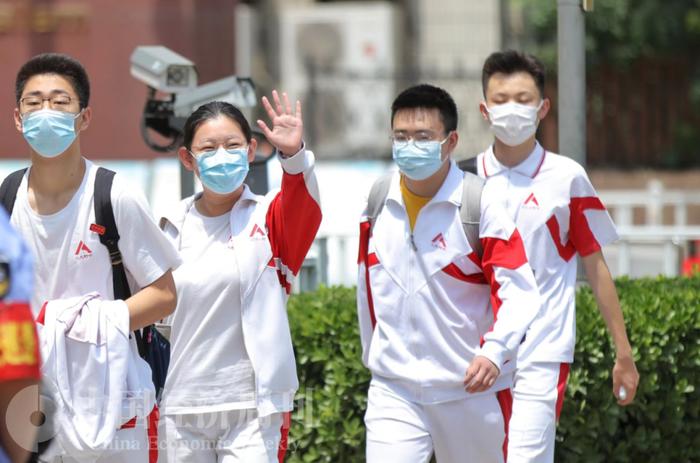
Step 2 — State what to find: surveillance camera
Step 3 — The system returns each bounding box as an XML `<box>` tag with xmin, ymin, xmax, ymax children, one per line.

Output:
<box><xmin>173</xmin><ymin>76</ymin><xmax>257</xmax><ymax>117</ymax></box>
<box><xmin>130</xmin><ymin>46</ymin><xmax>198</xmax><ymax>93</ymax></box>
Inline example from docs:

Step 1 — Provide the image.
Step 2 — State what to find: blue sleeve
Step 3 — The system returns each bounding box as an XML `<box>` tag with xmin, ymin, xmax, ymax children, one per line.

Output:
<box><xmin>0</xmin><ymin>207</ymin><xmax>34</xmax><ymax>303</ymax></box>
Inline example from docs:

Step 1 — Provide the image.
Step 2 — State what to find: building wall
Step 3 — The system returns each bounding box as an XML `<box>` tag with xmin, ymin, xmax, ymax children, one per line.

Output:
<box><xmin>414</xmin><ymin>0</ymin><xmax>501</xmax><ymax>160</ymax></box>
<box><xmin>0</xmin><ymin>0</ymin><xmax>236</xmax><ymax>160</ymax></box>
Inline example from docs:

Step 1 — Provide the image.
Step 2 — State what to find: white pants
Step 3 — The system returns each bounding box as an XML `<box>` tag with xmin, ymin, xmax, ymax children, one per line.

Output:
<box><xmin>49</xmin><ymin>406</ymin><xmax>159</xmax><ymax>463</ymax></box>
<box><xmin>507</xmin><ymin>361</ymin><xmax>570</xmax><ymax>463</ymax></box>
<box><xmin>158</xmin><ymin>409</ymin><xmax>285</xmax><ymax>463</ymax></box>
<box><xmin>365</xmin><ymin>381</ymin><xmax>506</xmax><ymax>463</ymax></box>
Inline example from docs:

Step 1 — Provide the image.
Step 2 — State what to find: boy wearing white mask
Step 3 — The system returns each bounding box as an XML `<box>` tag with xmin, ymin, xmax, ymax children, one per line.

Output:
<box><xmin>356</xmin><ymin>84</ymin><xmax>542</xmax><ymax>463</ymax></box>
<box><xmin>3</xmin><ymin>53</ymin><xmax>181</xmax><ymax>462</ymax></box>
<box><xmin>471</xmin><ymin>50</ymin><xmax>639</xmax><ymax>462</ymax></box>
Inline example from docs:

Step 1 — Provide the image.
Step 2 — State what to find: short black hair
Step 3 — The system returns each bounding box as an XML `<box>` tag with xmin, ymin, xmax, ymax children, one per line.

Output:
<box><xmin>481</xmin><ymin>50</ymin><xmax>546</xmax><ymax>98</ymax></box>
<box><xmin>183</xmin><ymin>101</ymin><xmax>252</xmax><ymax>151</ymax></box>
<box><xmin>15</xmin><ymin>53</ymin><xmax>90</xmax><ymax>109</ymax></box>
<box><xmin>391</xmin><ymin>84</ymin><xmax>458</xmax><ymax>133</ymax></box>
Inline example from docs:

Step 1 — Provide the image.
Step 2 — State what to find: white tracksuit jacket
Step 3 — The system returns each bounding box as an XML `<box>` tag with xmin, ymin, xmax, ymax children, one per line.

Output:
<box><xmin>160</xmin><ymin>148</ymin><xmax>322</xmax><ymax>417</ymax></box>
<box><xmin>357</xmin><ymin>161</ymin><xmax>542</xmax><ymax>402</ymax></box>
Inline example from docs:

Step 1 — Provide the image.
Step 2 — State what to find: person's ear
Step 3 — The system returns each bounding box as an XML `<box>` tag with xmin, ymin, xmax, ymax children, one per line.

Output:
<box><xmin>479</xmin><ymin>102</ymin><xmax>490</xmax><ymax>123</ymax></box>
<box><xmin>247</xmin><ymin>138</ymin><xmax>258</xmax><ymax>163</ymax></box>
<box><xmin>77</xmin><ymin>107</ymin><xmax>92</xmax><ymax>132</ymax></box>
<box><xmin>443</xmin><ymin>130</ymin><xmax>459</xmax><ymax>159</ymax></box>
<box><xmin>178</xmin><ymin>147</ymin><xmax>196</xmax><ymax>173</ymax></box>
<box><xmin>13</xmin><ymin>108</ymin><xmax>22</xmax><ymax>132</ymax></box>
<box><xmin>538</xmin><ymin>98</ymin><xmax>551</xmax><ymax>121</ymax></box>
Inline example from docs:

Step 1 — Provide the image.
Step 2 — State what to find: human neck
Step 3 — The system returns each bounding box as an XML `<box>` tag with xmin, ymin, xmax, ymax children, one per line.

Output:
<box><xmin>195</xmin><ymin>186</ymin><xmax>244</xmax><ymax>217</ymax></box>
<box><xmin>403</xmin><ymin>159</ymin><xmax>450</xmax><ymax>198</ymax></box>
<box><xmin>492</xmin><ymin>137</ymin><xmax>537</xmax><ymax>168</ymax></box>
<box><xmin>29</xmin><ymin>147</ymin><xmax>85</xmax><ymax>195</ymax></box>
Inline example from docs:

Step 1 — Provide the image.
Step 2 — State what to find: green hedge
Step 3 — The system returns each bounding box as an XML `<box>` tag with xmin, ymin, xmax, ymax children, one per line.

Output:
<box><xmin>285</xmin><ymin>277</ymin><xmax>700</xmax><ymax>462</ymax></box>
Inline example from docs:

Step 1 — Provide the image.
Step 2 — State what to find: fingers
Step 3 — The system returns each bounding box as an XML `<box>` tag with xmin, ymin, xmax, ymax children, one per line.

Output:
<box><xmin>256</xmin><ymin>119</ymin><xmax>273</xmax><ymax>140</ymax></box>
<box><xmin>464</xmin><ymin>360</ymin><xmax>498</xmax><ymax>394</ymax></box>
<box><xmin>261</xmin><ymin>96</ymin><xmax>277</xmax><ymax>122</ymax></box>
<box><xmin>296</xmin><ymin>100</ymin><xmax>302</xmax><ymax>119</ymax></box>
<box><xmin>283</xmin><ymin>92</ymin><xmax>292</xmax><ymax>114</ymax></box>
<box><xmin>272</xmin><ymin>90</ymin><xmax>284</xmax><ymax>115</ymax></box>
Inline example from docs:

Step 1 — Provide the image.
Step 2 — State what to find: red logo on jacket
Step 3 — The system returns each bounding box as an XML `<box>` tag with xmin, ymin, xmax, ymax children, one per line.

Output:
<box><xmin>74</xmin><ymin>241</ymin><xmax>93</xmax><ymax>260</ymax></box>
<box><xmin>249</xmin><ymin>224</ymin><xmax>266</xmax><ymax>239</ymax></box>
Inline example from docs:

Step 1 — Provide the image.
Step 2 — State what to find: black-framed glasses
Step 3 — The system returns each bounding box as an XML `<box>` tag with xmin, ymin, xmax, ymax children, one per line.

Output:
<box><xmin>20</xmin><ymin>95</ymin><xmax>76</xmax><ymax>113</ymax></box>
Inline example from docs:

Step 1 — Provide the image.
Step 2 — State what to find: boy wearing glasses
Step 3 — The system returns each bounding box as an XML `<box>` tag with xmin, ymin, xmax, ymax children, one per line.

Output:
<box><xmin>4</xmin><ymin>53</ymin><xmax>180</xmax><ymax>462</ymax></box>
<box><xmin>356</xmin><ymin>84</ymin><xmax>542</xmax><ymax>462</ymax></box>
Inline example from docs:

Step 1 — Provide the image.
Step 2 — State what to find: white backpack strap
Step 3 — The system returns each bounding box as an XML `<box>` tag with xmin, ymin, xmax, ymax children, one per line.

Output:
<box><xmin>460</xmin><ymin>172</ymin><xmax>484</xmax><ymax>260</ymax></box>
<box><xmin>366</xmin><ymin>173</ymin><xmax>393</xmax><ymax>232</ymax></box>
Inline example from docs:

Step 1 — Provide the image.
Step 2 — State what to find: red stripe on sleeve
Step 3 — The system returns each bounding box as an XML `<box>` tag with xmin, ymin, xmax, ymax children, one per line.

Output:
<box><xmin>359</xmin><ymin>221</ymin><xmax>377</xmax><ymax>329</ymax></box>
<box><xmin>442</xmin><ymin>262</ymin><xmax>487</xmax><ymax>285</ymax></box>
<box><xmin>479</xmin><ymin>230</ymin><xmax>528</xmax><ymax>320</ymax></box>
<box><xmin>266</xmin><ymin>171</ymin><xmax>322</xmax><ymax>276</ymax></box>
<box><xmin>480</xmin><ymin>229</ymin><xmax>528</xmax><ymax>271</ymax></box>
<box><xmin>569</xmin><ymin>197</ymin><xmax>605</xmax><ymax>257</ymax></box>
<box><xmin>546</xmin><ymin>216</ymin><xmax>576</xmax><ymax>261</ymax></box>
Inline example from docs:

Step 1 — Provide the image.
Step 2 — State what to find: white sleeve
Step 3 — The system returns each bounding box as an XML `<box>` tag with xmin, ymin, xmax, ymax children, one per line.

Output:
<box><xmin>111</xmin><ymin>180</ymin><xmax>181</xmax><ymax>289</ymax></box>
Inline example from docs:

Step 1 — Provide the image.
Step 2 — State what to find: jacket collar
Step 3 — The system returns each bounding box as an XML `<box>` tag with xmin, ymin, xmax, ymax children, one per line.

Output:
<box><xmin>482</xmin><ymin>141</ymin><xmax>546</xmax><ymax>179</ymax></box>
<box><xmin>160</xmin><ymin>184</ymin><xmax>261</xmax><ymax>234</ymax></box>
<box><xmin>386</xmin><ymin>160</ymin><xmax>464</xmax><ymax>210</ymax></box>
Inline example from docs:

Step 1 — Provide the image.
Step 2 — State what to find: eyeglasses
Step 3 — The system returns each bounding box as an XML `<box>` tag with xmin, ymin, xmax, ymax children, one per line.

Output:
<box><xmin>390</xmin><ymin>133</ymin><xmax>450</xmax><ymax>150</ymax></box>
<box><xmin>20</xmin><ymin>95</ymin><xmax>76</xmax><ymax>113</ymax></box>
<box><xmin>189</xmin><ymin>145</ymin><xmax>249</xmax><ymax>159</ymax></box>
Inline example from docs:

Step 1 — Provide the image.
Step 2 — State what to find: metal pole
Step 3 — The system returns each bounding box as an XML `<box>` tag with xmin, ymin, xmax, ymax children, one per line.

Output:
<box><xmin>557</xmin><ymin>0</ymin><xmax>586</xmax><ymax>167</ymax></box>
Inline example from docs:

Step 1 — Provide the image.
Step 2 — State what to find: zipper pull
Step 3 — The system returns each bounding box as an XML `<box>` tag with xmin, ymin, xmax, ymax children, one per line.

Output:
<box><xmin>410</xmin><ymin>234</ymin><xmax>418</xmax><ymax>251</ymax></box>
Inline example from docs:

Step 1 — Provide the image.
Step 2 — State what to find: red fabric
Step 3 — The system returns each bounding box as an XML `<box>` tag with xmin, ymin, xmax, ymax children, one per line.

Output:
<box><xmin>119</xmin><ymin>417</ymin><xmax>137</xmax><ymax>429</ymax></box>
<box><xmin>480</xmin><ymin>229</ymin><xmax>528</xmax><ymax>318</ymax></box>
<box><xmin>359</xmin><ymin>221</ymin><xmax>377</xmax><ymax>328</ymax></box>
<box><xmin>0</xmin><ymin>302</ymin><xmax>41</xmax><ymax>381</ymax></box>
<box><xmin>278</xmin><ymin>411</ymin><xmax>291</xmax><ymax>462</ymax></box>
<box><xmin>555</xmin><ymin>363</ymin><xmax>571</xmax><ymax>421</ymax></box>
<box><xmin>148</xmin><ymin>406</ymin><xmax>159</xmax><ymax>463</ymax></box>
<box><xmin>496</xmin><ymin>388</ymin><xmax>513</xmax><ymax>462</ymax></box>
<box><xmin>682</xmin><ymin>256</ymin><xmax>700</xmax><ymax>276</ymax></box>
<box><xmin>442</xmin><ymin>262</ymin><xmax>487</xmax><ymax>285</ymax></box>
<box><xmin>36</xmin><ymin>302</ymin><xmax>47</xmax><ymax>325</ymax></box>
<box><xmin>480</xmin><ymin>229</ymin><xmax>528</xmax><ymax>271</ymax></box>
<box><xmin>546</xmin><ymin>215</ymin><xmax>577</xmax><ymax>262</ymax></box>
<box><xmin>569</xmin><ymin>197</ymin><xmax>605</xmax><ymax>257</ymax></box>
<box><xmin>266</xmin><ymin>171</ymin><xmax>322</xmax><ymax>276</ymax></box>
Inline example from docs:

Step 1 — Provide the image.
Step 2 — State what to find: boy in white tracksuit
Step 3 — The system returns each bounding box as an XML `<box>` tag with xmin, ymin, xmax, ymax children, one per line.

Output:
<box><xmin>357</xmin><ymin>84</ymin><xmax>542</xmax><ymax>463</ymax></box>
<box><xmin>472</xmin><ymin>50</ymin><xmax>639</xmax><ymax>463</ymax></box>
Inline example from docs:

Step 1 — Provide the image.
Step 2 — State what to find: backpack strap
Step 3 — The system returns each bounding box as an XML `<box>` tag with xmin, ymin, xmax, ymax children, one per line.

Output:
<box><xmin>0</xmin><ymin>168</ymin><xmax>28</xmax><ymax>216</ymax></box>
<box><xmin>93</xmin><ymin>168</ymin><xmax>132</xmax><ymax>300</ymax></box>
<box><xmin>93</xmin><ymin>168</ymin><xmax>149</xmax><ymax>356</ymax></box>
<box><xmin>460</xmin><ymin>172</ymin><xmax>485</xmax><ymax>260</ymax></box>
<box><xmin>457</xmin><ymin>156</ymin><xmax>478</xmax><ymax>175</ymax></box>
<box><xmin>366</xmin><ymin>170</ymin><xmax>483</xmax><ymax>260</ymax></box>
<box><xmin>366</xmin><ymin>173</ymin><xmax>393</xmax><ymax>232</ymax></box>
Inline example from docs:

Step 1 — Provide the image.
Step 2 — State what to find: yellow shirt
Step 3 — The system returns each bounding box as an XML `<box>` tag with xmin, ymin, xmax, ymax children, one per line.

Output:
<box><xmin>400</xmin><ymin>176</ymin><xmax>433</xmax><ymax>231</ymax></box>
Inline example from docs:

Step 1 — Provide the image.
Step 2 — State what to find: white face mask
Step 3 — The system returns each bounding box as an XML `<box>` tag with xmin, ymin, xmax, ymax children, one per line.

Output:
<box><xmin>486</xmin><ymin>101</ymin><xmax>543</xmax><ymax>147</ymax></box>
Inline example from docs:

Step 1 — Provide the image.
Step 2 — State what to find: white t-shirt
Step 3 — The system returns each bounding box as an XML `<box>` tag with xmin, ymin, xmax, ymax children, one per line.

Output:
<box><xmin>10</xmin><ymin>159</ymin><xmax>181</xmax><ymax>315</ymax></box>
<box><xmin>160</xmin><ymin>203</ymin><xmax>256</xmax><ymax>415</ymax></box>
<box><xmin>476</xmin><ymin>143</ymin><xmax>618</xmax><ymax>363</ymax></box>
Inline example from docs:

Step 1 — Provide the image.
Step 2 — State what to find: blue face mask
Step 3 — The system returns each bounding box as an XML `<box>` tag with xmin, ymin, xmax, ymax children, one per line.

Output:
<box><xmin>392</xmin><ymin>138</ymin><xmax>447</xmax><ymax>180</ymax></box>
<box><xmin>21</xmin><ymin>109</ymin><xmax>82</xmax><ymax>158</ymax></box>
<box><xmin>193</xmin><ymin>147</ymin><xmax>250</xmax><ymax>195</ymax></box>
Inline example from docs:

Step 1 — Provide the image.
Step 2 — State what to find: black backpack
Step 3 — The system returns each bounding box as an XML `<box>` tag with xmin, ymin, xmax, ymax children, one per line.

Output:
<box><xmin>0</xmin><ymin>167</ymin><xmax>170</xmax><ymax>395</ymax></box>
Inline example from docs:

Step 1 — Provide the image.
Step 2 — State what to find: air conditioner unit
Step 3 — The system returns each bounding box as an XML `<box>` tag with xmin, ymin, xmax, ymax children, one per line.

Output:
<box><xmin>277</xmin><ymin>2</ymin><xmax>399</xmax><ymax>159</ymax></box>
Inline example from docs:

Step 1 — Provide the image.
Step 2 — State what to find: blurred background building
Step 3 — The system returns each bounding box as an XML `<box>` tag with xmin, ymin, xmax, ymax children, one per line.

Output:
<box><xmin>1</xmin><ymin>0</ymin><xmax>699</xmax><ymax>285</ymax></box>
